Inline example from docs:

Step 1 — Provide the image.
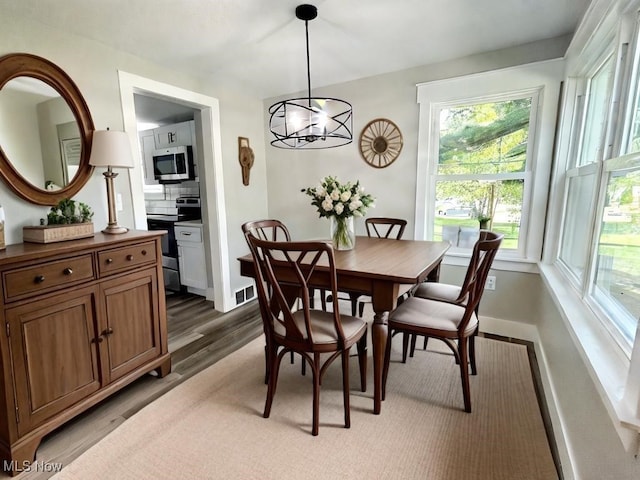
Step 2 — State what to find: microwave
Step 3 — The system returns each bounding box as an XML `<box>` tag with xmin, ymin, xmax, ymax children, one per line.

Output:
<box><xmin>152</xmin><ymin>146</ymin><xmax>193</xmax><ymax>183</ymax></box>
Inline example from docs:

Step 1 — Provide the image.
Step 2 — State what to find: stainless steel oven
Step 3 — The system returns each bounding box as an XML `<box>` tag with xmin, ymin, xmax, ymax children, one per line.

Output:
<box><xmin>147</xmin><ymin>197</ymin><xmax>201</xmax><ymax>292</ymax></box>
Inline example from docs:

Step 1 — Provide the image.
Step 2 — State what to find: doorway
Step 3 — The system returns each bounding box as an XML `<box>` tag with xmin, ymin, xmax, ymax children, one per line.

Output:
<box><xmin>118</xmin><ymin>71</ymin><xmax>233</xmax><ymax>313</ymax></box>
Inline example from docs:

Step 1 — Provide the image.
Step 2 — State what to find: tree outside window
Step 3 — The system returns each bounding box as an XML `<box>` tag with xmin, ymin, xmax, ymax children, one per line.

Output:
<box><xmin>434</xmin><ymin>97</ymin><xmax>532</xmax><ymax>250</ymax></box>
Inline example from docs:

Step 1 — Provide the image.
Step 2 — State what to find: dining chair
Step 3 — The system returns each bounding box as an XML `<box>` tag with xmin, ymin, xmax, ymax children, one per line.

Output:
<box><xmin>408</xmin><ymin>230</ymin><xmax>497</xmax><ymax>373</ymax></box>
<box><xmin>327</xmin><ymin>217</ymin><xmax>408</xmax><ymax>317</ymax></box>
<box><xmin>246</xmin><ymin>235</ymin><xmax>368</xmax><ymax>435</ymax></box>
<box><xmin>382</xmin><ymin>231</ymin><xmax>503</xmax><ymax>413</ymax></box>
<box><xmin>242</xmin><ymin>219</ymin><xmax>300</xmax><ymax>381</ymax></box>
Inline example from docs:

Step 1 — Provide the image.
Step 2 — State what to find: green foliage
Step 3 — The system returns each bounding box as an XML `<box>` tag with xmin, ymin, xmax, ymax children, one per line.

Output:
<box><xmin>47</xmin><ymin>198</ymin><xmax>94</xmax><ymax>225</ymax></box>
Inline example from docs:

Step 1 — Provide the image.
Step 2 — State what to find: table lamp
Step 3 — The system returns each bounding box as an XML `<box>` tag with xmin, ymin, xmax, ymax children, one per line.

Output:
<box><xmin>89</xmin><ymin>129</ymin><xmax>134</xmax><ymax>234</ymax></box>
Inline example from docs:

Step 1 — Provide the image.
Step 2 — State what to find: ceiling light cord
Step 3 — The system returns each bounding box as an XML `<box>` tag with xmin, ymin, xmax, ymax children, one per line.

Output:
<box><xmin>305</xmin><ymin>18</ymin><xmax>312</xmax><ymax>107</ymax></box>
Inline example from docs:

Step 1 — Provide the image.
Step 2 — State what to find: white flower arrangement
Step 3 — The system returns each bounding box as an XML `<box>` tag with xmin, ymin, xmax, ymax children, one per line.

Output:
<box><xmin>302</xmin><ymin>176</ymin><xmax>375</xmax><ymax>220</ymax></box>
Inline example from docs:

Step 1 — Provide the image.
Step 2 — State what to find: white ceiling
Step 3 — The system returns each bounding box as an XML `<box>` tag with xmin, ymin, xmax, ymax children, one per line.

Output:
<box><xmin>7</xmin><ymin>0</ymin><xmax>590</xmax><ymax>99</ymax></box>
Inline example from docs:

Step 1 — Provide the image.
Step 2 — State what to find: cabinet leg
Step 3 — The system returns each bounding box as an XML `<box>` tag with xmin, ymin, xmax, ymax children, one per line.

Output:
<box><xmin>155</xmin><ymin>356</ymin><xmax>172</xmax><ymax>378</ymax></box>
<box><xmin>2</xmin><ymin>437</ymin><xmax>42</xmax><ymax>477</ymax></box>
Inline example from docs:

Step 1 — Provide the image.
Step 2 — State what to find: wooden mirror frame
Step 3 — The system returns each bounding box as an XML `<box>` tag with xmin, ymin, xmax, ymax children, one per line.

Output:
<box><xmin>0</xmin><ymin>53</ymin><xmax>94</xmax><ymax>205</ymax></box>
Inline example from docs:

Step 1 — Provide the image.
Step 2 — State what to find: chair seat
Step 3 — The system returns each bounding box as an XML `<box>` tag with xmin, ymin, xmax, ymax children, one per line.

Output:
<box><xmin>413</xmin><ymin>282</ymin><xmax>464</xmax><ymax>305</ymax></box>
<box><xmin>274</xmin><ymin>310</ymin><xmax>367</xmax><ymax>346</ymax></box>
<box><xmin>389</xmin><ymin>296</ymin><xmax>478</xmax><ymax>337</ymax></box>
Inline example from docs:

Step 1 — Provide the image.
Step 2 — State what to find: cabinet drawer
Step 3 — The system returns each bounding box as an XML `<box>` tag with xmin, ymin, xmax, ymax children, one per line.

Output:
<box><xmin>3</xmin><ymin>255</ymin><xmax>95</xmax><ymax>301</ymax></box>
<box><xmin>98</xmin><ymin>241</ymin><xmax>157</xmax><ymax>276</ymax></box>
<box><xmin>175</xmin><ymin>225</ymin><xmax>202</xmax><ymax>244</ymax></box>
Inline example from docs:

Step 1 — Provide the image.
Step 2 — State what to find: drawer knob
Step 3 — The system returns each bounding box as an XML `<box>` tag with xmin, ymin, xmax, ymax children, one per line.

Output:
<box><xmin>142</xmin><ymin>250</ymin><xmax>147</xmax><ymax>255</ymax></box>
<box><xmin>126</xmin><ymin>254</ymin><xmax>134</xmax><ymax>261</ymax></box>
<box><xmin>106</xmin><ymin>258</ymin><xmax>113</xmax><ymax>264</ymax></box>
<box><xmin>63</xmin><ymin>267</ymin><xmax>73</xmax><ymax>275</ymax></box>
<box><xmin>34</xmin><ymin>275</ymin><xmax>45</xmax><ymax>284</ymax></box>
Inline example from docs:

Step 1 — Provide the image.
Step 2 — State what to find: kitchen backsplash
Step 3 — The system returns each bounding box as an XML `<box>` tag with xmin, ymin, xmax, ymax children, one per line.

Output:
<box><xmin>145</xmin><ymin>182</ymin><xmax>200</xmax><ymax>214</ymax></box>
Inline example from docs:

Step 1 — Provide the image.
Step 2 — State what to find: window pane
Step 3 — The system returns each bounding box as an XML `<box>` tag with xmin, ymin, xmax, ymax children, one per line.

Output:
<box><xmin>434</xmin><ymin>179</ymin><xmax>523</xmax><ymax>249</ymax></box>
<box><xmin>592</xmin><ymin>169</ymin><xmax>640</xmax><ymax>343</ymax></box>
<box><xmin>559</xmin><ymin>174</ymin><xmax>598</xmax><ymax>281</ymax></box>
<box><xmin>438</xmin><ymin>98</ymin><xmax>531</xmax><ymax>175</ymax></box>
<box><xmin>578</xmin><ymin>54</ymin><xmax>615</xmax><ymax>166</ymax></box>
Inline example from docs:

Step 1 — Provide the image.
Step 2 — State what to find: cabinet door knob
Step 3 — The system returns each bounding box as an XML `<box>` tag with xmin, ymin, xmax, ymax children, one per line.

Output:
<box><xmin>106</xmin><ymin>258</ymin><xmax>113</xmax><ymax>264</ymax></box>
<box><xmin>63</xmin><ymin>268</ymin><xmax>73</xmax><ymax>275</ymax></box>
<box><xmin>126</xmin><ymin>254</ymin><xmax>134</xmax><ymax>261</ymax></box>
<box><xmin>92</xmin><ymin>337</ymin><xmax>104</xmax><ymax>344</ymax></box>
<box><xmin>34</xmin><ymin>275</ymin><xmax>45</xmax><ymax>284</ymax></box>
<box><xmin>101</xmin><ymin>327</ymin><xmax>114</xmax><ymax>336</ymax></box>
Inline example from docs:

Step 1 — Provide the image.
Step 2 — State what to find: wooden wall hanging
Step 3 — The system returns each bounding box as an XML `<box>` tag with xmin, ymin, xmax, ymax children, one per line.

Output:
<box><xmin>359</xmin><ymin>118</ymin><xmax>403</xmax><ymax>168</ymax></box>
<box><xmin>238</xmin><ymin>137</ymin><xmax>254</xmax><ymax>186</ymax></box>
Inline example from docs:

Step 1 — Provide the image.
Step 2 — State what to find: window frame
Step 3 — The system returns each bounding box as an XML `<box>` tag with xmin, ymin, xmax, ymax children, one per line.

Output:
<box><xmin>415</xmin><ymin>60</ymin><xmax>564</xmax><ymax>269</ymax></box>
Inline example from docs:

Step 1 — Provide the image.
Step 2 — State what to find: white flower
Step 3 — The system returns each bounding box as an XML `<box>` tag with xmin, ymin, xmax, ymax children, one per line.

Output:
<box><xmin>330</xmin><ymin>189</ymin><xmax>341</xmax><ymax>201</ymax></box>
<box><xmin>315</xmin><ymin>186</ymin><xmax>326</xmax><ymax>197</ymax></box>
<box><xmin>348</xmin><ymin>200</ymin><xmax>360</xmax><ymax>211</ymax></box>
<box><xmin>340</xmin><ymin>190</ymin><xmax>351</xmax><ymax>202</ymax></box>
<box><xmin>334</xmin><ymin>203</ymin><xmax>344</xmax><ymax>215</ymax></box>
<box><xmin>322</xmin><ymin>198</ymin><xmax>334</xmax><ymax>211</ymax></box>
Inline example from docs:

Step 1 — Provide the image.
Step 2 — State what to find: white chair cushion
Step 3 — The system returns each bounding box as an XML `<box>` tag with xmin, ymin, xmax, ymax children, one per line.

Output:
<box><xmin>389</xmin><ymin>296</ymin><xmax>478</xmax><ymax>336</ymax></box>
<box><xmin>274</xmin><ymin>310</ymin><xmax>367</xmax><ymax>345</ymax></box>
<box><xmin>413</xmin><ymin>282</ymin><xmax>464</xmax><ymax>304</ymax></box>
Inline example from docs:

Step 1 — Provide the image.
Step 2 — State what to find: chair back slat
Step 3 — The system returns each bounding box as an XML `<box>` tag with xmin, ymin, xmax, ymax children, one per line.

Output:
<box><xmin>242</xmin><ymin>219</ymin><xmax>291</xmax><ymax>242</ymax></box>
<box><xmin>365</xmin><ymin>217</ymin><xmax>407</xmax><ymax>240</ymax></box>
<box><xmin>457</xmin><ymin>231</ymin><xmax>503</xmax><ymax>333</ymax></box>
<box><xmin>247</xmin><ymin>236</ymin><xmax>347</xmax><ymax>348</ymax></box>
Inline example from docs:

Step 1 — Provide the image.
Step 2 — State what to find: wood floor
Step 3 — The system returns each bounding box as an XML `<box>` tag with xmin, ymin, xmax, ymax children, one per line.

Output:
<box><xmin>11</xmin><ymin>293</ymin><xmax>263</xmax><ymax>480</ymax></box>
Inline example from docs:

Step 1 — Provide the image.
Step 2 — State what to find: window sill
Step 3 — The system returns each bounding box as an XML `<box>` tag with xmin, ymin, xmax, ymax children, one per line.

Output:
<box><xmin>443</xmin><ymin>252</ymin><xmax>539</xmax><ymax>273</ymax></box>
<box><xmin>539</xmin><ymin>263</ymin><xmax>640</xmax><ymax>449</ymax></box>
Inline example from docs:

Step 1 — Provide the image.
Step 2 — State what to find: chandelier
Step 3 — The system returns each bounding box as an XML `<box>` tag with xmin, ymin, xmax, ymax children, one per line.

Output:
<box><xmin>268</xmin><ymin>4</ymin><xmax>353</xmax><ymax>149</ymax></box>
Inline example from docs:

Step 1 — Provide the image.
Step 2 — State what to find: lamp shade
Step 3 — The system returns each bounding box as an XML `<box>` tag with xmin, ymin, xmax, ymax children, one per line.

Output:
<box><xmin>89</xmin><ymin>130</ymin><xmax>135</xmax><ymax>168</ymax></box>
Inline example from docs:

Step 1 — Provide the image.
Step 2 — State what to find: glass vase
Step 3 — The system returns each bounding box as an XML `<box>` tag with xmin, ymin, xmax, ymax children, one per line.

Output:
<box><xmin>330</xmin><ymin>216</ymin><xmax>355</xmax><ymax>250</ymax></box>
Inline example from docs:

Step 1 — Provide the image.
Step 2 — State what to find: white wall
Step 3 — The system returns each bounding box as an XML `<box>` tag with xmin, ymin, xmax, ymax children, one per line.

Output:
<box><xmin>0</xmin><ymin>14</ymin><xmax>269</xmax><ymax>311</ymax></box>
<box><xmin>263</xmin><ymin>36</ymin><xmax>571</xmax><ymax>241</ymax></box>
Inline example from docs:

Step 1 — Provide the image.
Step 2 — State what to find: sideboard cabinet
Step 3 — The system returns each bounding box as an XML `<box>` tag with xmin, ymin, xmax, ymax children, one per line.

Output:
<box><xmin>0</xmin><ymin>231</ymin><xmax>171</xmax><ymax>476</ymax></box>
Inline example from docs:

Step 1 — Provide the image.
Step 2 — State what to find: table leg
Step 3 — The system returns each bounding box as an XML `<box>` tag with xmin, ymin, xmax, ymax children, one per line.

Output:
<box><xmin>371</xmin><ymin>310</ymin><xmax>388</xmax><ymax>415</ymax></box>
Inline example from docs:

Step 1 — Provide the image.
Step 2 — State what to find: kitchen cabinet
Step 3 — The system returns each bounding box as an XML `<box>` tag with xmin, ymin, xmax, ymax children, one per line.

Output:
<box><xmin>175</xmin><ymin>222</ymin><xmax>207</xmax><ymax>291</ymax></box>
<box><xmin>139</xmin><ymin>131</ymin><xmax>158</xmax><ymax>185</ymax></box>
<box><xmin>0</xmin><ymin>231</ymin><xmax>170</xmax><ymax>476</ymax></box>
<box><xmin>153</xmin><ymin>120</ymin><xmax>194</xmax><ymax>149</ymax></box>
<box><xmin>139</xmin><ymin>121</ymin><xmax>196</xmax><ymax>185</ymax></box>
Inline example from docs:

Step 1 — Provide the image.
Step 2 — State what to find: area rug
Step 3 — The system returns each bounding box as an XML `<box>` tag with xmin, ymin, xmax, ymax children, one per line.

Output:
<box><xmin>52</xmin><ymin>335</ymin><xmax>558</xmax><ymax>480</ymax></box>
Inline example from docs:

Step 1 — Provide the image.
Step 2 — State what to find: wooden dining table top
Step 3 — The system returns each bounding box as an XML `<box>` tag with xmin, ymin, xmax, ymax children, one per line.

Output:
<box><xmin>238</xmin><ymin>235</ymin><xmax>451</xmax><ymax>414</ymax></box>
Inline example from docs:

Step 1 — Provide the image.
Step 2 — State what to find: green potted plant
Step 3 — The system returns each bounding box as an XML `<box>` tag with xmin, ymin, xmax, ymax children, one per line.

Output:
<box><xmin>476</xmin><ymin>214</ymin><xmax>492</xmax><ymax>230</ymax></box>
<box><xmin>23</xmin><ymin>199</ymin><xmax>95</xmax><ymax>244</ymax></box>
<box><xmin>47</xmin><ymin>198</ymin><xmax>94</xmax><ymax>224</ymax></box>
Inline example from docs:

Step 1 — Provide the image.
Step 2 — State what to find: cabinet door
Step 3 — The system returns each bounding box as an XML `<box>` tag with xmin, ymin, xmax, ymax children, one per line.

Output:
<box><xmin>7</xmin><ymin>287</ymin><xmax>101</xmax><ymax>436</ymax></box>
<box><xmin>178</xmin><ymin>243</ymin><xmax>208</xmax><ymax>289</ymax></box>
<box><xmin>140</xmin><ymin>133</ymin><xmax>159</xmax><ymax>185</ymax></box>
<box><xmin>98</xmin><ymin>268</ymin><xmax>162</xmax><ymax>383</ymax></box>
<box><xmin>154</xmin><ymin>121</ymin><xmax>193</xmax><ymax>149</ymax></box>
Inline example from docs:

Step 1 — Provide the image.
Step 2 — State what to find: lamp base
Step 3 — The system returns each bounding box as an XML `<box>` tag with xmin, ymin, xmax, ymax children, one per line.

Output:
<box><xmin>102</xmin><ymin>224</ymin><xmax>129</xmax><ymax>235</ymax></box>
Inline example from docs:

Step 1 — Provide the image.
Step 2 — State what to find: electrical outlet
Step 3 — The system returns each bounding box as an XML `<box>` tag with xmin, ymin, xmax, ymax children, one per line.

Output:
<box><xmin>485</xmin><ymin>276</ymin><xmax>496</xmax><ymax>291</ymax></box>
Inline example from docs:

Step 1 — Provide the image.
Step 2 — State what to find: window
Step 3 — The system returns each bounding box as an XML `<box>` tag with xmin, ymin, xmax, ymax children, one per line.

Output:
<box><xmin>434</xmin><ymin>97</ymin><xmax>532</xmax><ymax>251</ymax></box>
<box><xmin>415</xmin><ymin>60</ymin><xmax>563</xmax><ymax>265</ymax></box>
<box><xmin>592</xmin><ymin>160</ymin><xmax>640</xmax><ymax>345</ymax></box>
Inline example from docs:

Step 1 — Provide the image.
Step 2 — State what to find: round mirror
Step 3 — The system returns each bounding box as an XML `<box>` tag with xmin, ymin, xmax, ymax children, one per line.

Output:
<box><xmin>0</xmin><ymin>53</ymin><xmax>94</xmax><ymax>205</ymax></box>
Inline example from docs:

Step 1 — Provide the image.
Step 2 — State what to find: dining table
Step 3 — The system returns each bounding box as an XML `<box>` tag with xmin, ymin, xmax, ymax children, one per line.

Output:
<box><xmin>238</xmin><ymin>235</ymin><xmax>451</xmax><ymax>414</ymax></box>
